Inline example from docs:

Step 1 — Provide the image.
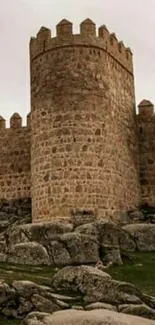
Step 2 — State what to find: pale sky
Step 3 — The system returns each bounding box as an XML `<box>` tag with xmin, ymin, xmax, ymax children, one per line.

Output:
<box><xmin>0</xmin><ymin>0</ymin><xmax>155</xmax><ymax>124</ymax></box>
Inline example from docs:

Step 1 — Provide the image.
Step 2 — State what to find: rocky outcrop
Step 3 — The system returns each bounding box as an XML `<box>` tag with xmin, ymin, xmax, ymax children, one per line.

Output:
<box><xmin>0</xmin><ymin>200</ymin><xmax>155</xmax><ymax>268</ymax></box>
<box><xmin>0</xmin><ymin>217</ymin><xmax>155</xmax><ymax>267</ymax></box>
<box><xmin>123</xmin><ymin>224</ymin><xmax>155</xmax><ymax>251</ymax></box>
<box><xmin>0</xmin><ymin>265</ymin><xmax>154</xmax><ymax>321</ymax></box>
<box><xmin>52</xmin><ymin>265</ymin><xmax>155</xmax><ymax>319</ymax></box>
<box><xmin>21</xmin><ymin>309</ymin><xmax>155</xmax><ymax>325</ymax></box>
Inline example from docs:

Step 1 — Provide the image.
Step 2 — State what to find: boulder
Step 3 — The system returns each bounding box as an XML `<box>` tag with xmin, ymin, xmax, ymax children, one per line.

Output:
<box><xmin>46</xmin><ymin>241</ymin><xmax>71</xmax><ymax>266</ymax></box>
<box><xmin>75</xmin><ymin>221</ymin><xmax>135</xmax><ymax>265</ymax></box>
<box><xmin>8</xmin><ymin>221</ymin><xmax>73</xmax><ymax>246</ymax></box>
<box><xmin>52</xmin><ymin>265</ymin><xmax>143</xmax><ymax>304</ymax></box>
<box><xmin>123</xmin><ymin>224</ymin><xmax>155</xmax><ymax>251</ymax></box>
<box><xmin>31</xmin><ymin>294</ymin><xmax>61</xmax><ymax>313</ymax></box>
<box><xmin>8</xmin><ymin>242</ymin><xmax>51</xmax><ymax>265</ymax></box>
<box><xmin>12</xmin><ymin>281</ymin><xmax>45</xmax><ymax>298</ymax></box>
<box><xmin>57</xmin><ymin>233</ymin><xmax>99</xmax><ymax>264</ymax></box>
<box><xmin>118</xmin><ymin>304</ymin><xmax>155</xmax><ymax>320</ymax></box>
<box><xmin>85</xmin><ymin>302</ymin><xmax>117</xmax><ymax>311</ymax></box>
<box><xmin>0</xmin><ymin>281</ymin><xmax>16</xmax><ymax>305</ymax></box>
<box><xmin>21</xmin><ymin>309</ymin><xmax>155</xmax><ymax>325</ymax></box>
<box><xmin>75</xmin><ymin>222</ymin><xmax>99</xmax><ymax>239</ymax></box>
<box><xmin>52</xmin><ymin>265</ymin><xmax>111</xmax><ymax>295</ymax></box>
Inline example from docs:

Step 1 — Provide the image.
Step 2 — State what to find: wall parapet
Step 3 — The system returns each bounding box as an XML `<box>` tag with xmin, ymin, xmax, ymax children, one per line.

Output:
<box><xmin>137</xmin><ymin>100</ymin><xmax>154</xmax><ymax>117</ymax></box>
<box><xmin>0</xmin><ymin>112</ymin><xmax>31</xmax><ymax>131</ymax></box>
<box><xmin>30</xmin><ymin>18</ymin><xmax>133</xmax><ymax>74</ymax></box>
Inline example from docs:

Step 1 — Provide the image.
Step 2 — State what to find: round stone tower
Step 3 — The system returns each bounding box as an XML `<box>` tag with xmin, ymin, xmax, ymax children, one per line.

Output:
<box><xmin>30</xmin><ymin>18</ymin><xmax>140</xmax><ymax>222</ymax></box>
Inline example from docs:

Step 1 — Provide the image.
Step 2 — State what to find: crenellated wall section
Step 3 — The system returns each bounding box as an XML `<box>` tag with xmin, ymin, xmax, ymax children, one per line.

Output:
<box><xmin>0</xmin><ymin>113</ymin><xmax>31</xmax><ymax>200</ymax></box>
<box><xmin>30</xmin><ymin>19</ymin><xmax>133</xmax><ymax>74</ymax></box>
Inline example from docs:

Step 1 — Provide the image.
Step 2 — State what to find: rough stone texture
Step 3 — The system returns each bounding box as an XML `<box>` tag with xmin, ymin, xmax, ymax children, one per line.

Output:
<box><xmin>85</xmin><ymin>302</ymin><xmax>117</xmax><ymax>311</ymax></box>
<box><xmin>137</xmin><ymin>100</ymin><xmax>155</xmax><ymax>207</ymax></box>
<box><xmin>8</xmin><ymin>242</ymin><xmax>51</xmax><ymax>266</ymax></box>
<box><xmin>0</xmin><ymin>267</ymin><xmax>154</xmax><ymax>321</ymax></box>
<box><xmin>5</xmin><ymin>221</ymin><xmax>99</xmax><ymax>266</ymax></box>
<box><xmin>8</xmin><ymin>221</ymin><xmax>73</xmax><ymax>246</ymax></box>
<box><xmin>52</xmin><ymin>265</ymin><xmax>144</xmax><ymax>305</ymax></box>
<box><xmin>123</xmin><ymin>224</ymin><xmax>155</xmax><ymax>251</ymax></box>
<box><xmin>118</xmin><ymin>304</ymin><xmax>155</xmax><ymax>319</ymax></box>
<box><xmin>0</xmin><ymin>114</ymin><xmax>30</xmax><ymax>200</ymax></box>
<box><xmin>30</xmin><ymin>19</ymin><xmax>140</xmax><ymax>222</ymax></box>
<box><xmin>1</xmin><ymin>218</ymin><xmax>155</xmax><ymax>267</ymax></box>
<box><xmin>21</xmin><ymin>309</ymin><xmax>155</xmax><ymax>325</ymax></box>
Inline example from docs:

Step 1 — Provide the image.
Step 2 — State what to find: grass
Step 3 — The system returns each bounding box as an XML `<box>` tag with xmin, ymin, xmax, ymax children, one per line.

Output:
<box><xmin>0</xmin><ymin>316</ymin><xmax>20</xmax><ymax>325</ymax></box>
<box><xmin>107</xmin><ymin>252</ymin><xmax>155</xmax><ymax>296</ymax></box>
<box><xmin>0</xmin><ymin>262</ymin><xmax>57</xmax><ymax>286</ymax></box>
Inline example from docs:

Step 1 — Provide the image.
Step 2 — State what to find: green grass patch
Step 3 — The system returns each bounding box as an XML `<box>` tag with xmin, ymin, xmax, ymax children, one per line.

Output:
<box><xmin>0</xmin><ymin>262</ymin><xmax>57</xmax><ymax>286</ymax></box>
<box><xmin>0</xmin><ymin>316</ymin><xmax>20</xmax><ymax>325</ymax></box>
<box><xmin>107</xmin><ymin>252</ymin><xmax>155</xmax><ymax>296</ymax></box>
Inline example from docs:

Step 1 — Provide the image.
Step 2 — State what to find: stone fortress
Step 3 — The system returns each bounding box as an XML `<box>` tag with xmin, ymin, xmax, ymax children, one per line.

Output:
<box><xmin>0</xmin><ymin>18</ymin><xmax>154</xmax><ymax>223</ymax></box>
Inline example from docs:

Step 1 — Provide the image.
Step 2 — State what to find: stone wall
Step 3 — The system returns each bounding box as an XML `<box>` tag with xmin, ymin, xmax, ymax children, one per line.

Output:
<box><xmin>0</xmin><ymin>113</ymin><xmax>31</xmax><ymax>200</ymax></box>
<box><xmin>30</xmin><ymin>19</ymin><xmax>140</xmax><ymax>222</ymax></box>
<box><xmin>137</xmin><ymin>100</ymin><xmax>155</xmax><ymax>206</ymax></box>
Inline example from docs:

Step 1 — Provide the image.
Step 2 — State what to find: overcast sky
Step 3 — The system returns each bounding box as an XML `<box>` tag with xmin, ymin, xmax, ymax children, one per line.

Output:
<box><xmin>0</xmin><ymin>0</ymin><xmax>155</xmax><ymax>124</ymax></box>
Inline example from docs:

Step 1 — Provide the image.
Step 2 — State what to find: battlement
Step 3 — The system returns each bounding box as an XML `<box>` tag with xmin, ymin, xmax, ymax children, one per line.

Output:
<box><xmin>0</xmin><ymin>113</ymin><xmax>30</xmax><ymax>131</ymax></box>
<box><xmin>30</xmin><ymin>18</ymin><xmax>133</xmax><ymax>74</ymax></box>
<box><xmin>138</xmin><ymin>100</ymin><xmax>154</xmax><ymax>117</ymax></box>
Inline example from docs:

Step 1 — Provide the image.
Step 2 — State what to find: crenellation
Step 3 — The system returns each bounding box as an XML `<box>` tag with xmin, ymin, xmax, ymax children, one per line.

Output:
<box><xmin>98</xmin><ymin>25</ymin><xmax>110</xmax><ymax>39</ymax></box>
<box><xmin>10</xmin><ymin>113</ymin><xmax>22</xmax><ymax>128</ymax></box>
<box><xmin>29</xmin><ymin>20</ymin><xmax>133</xmax><ymax>74</ymax></box>
<box><xmin>27</xmin><ymin>112</ymin><xmax>31</xmax><ymax>127</ymax></box>
<box><xmin>0</xmin><ymin>116</ymin><xmax>6</xmax><ymax>130</ymax></box>
<box><xmin>138</xmin><ymin>99</ymin><xmax>154</xmax><ymax>117</ymax></box>
<box><xmin>37</xmin><ymin>26</ymin><xmax>51</xmax><ymax>41</ymax></box>
<box><xmin>118</xmin><ymin>41</ymin><xmax>125</xmax><ymax>53</ymax></box>
<box><xmin>56</xmin><ymin>19</ymin><xmax>73</xmax><ymax>37</ymax></box>
<box><xmin>110</xmin><ymin>32</ymin><xmax>118</xmax><ymax>45</ymax></box>
<box><xmin>80</xmin><ymin>18</ymin><xmax>96</xmax><ymax>36</ymax></box>
<box><xmin>0</xmin><ymin>112</ymin><xmax>31</xmax><ymax>200</ymax></box>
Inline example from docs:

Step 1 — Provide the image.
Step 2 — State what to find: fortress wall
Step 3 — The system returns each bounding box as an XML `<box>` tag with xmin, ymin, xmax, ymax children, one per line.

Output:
<box><xmin>137</xmin><ymin>101</ymin><xmax>155</xmax><ymax>206</ymax></box>
<box><xmin>30</xmin><ymin>19</ymin><xmax>140</xmax><ymax>222</ymax></box>
<box><xmin>0</xmin><ymin>114</ymin><xmax>31</xmax><ymax>200</ymax></box>
<box><xmin>106</xmin><ymin>54</ymin><xmax>140</xmax><ymax>212</ymax></box>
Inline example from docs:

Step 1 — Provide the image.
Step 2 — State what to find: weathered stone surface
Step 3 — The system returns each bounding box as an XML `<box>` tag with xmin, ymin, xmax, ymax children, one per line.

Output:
<box><xmin>8</xmin><ymin>242</ymin><xmax>51</xmax><ymax>265</ymax></box>
<box><xmin>12</xmin><ymin>281</ymin><xmax>44</xmax><ymax>298</ymax></box>
<box><xmin>75</xmin><ymin>220</ymin><xmax>135</xmax><ymax>265</ymax></box>
<box><xmin>0</xmin><ymin>281</ymin><xmax>16</xmax><ymax>305</ymax></box>
<box><xmin>123</xmin><ymin>224</ymin><xmax>155</xmax><ymax>251</ymax></box>
<box><xmin>21</xmin><ymin>309</ymin><xmax>155</xmax><ymax>325</ymax></box>
<box><xmin>52</xmin><ymin>265</ymin><xmax>143</xmax><ymax>304</ymax></box>
<box><xmin>57</xmin><ymin>233</ymin><xmax>99</xmax><ymax>264</ymax></box>
<box><xmin>52</xmin><ymin>265</ymin><xmax>111</xmax><ymax>294</ymax></box>
<box><xmin>46</xmin><ymin>241</ymin><xmax>71</xmax><ymax>266</ymax></box>
<box><xmin>8</xmin><ymin>222</ymin><xmax>73</xmax><ymax>246</ymax></box>
<box><xmin>142</xmin><ymin>294</ymin><xmax>155</xmax><ymax>309</ymax></box>
<box><xmin>85</xmin><ymin>302</ymin><xmax>117</xmax><ymax>311</ymax></box>
<box><xmin>128</xmin><ymin>211</ymin><xmax>145</xmax><ymax>223</ymax></box>
<box><xmin>100</xmin><ymin>245</ymin><xmax>122</xmax><ymax>265</ymax></box>
<box><xmin>75</xmin><ymin>222</ymin><xmax>99</xmax><ymax>239</ymax></box>
<box><xmin>21</xmin><ymin>312</ymin><xmax>50</xmax><ymax>325</ymax></box>
<box><xmin>118</xmin><ymin>304</ymin><xmax>155</xmax><ymax>320</ymax></box>
<box><xmin>31</xmin><ymin>294</ymin><xmax>61</xmax><ymax>313</ymax></box>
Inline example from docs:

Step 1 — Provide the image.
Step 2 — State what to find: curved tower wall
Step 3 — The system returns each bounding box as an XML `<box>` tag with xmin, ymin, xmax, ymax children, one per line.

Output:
<box><xmin>30</xmin><ymin>19</ymin><xmax>140</xmax><ymax>222</ymax></box>
<box><xmin>137</xmin><ymin>100</ymin><xmax>155</xmax><ymax>206</ymax></box>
